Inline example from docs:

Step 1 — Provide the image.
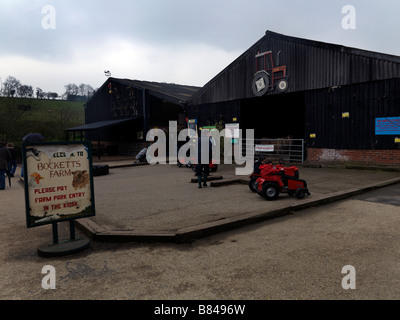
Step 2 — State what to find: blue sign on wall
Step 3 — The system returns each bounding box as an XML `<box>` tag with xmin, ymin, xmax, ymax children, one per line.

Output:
<box><xmin>375</xmin><ymin>117</ymin><xmax>400</xmax><ymax>135</ymax></box>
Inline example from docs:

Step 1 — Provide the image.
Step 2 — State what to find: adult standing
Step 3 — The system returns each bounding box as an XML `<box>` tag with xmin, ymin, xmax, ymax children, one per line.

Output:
<box><xmin>21</xmin><ymin>133</ymin><xmax>45</xmax><ymax>178</ymax></box>
<box><xmin>0</xmin><ymin>141</ymin><xmax>11</xmax><ymax>190</ymax></box>
<box><xmin>7</xmin><ymin>142</ymin><xmax>17</xmax><ymax>177</ymax></box>
<box><xmin>195</xmin><ymin>130</ymin><xmax>212</xmax><ymax>189</ymax></box>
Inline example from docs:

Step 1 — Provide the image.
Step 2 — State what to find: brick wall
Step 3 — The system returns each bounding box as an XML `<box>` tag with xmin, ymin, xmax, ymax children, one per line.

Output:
<box><xmin>307</xmin><ymin>148</ymin><xmax>400</xmax><ymax>167</ymax></box>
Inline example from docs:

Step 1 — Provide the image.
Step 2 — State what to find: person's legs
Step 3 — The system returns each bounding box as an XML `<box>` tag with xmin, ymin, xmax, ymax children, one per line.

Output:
<box><xmin>0</xmin><ymin>169</ymin><xmax>5</xmax><ymax>190</ymax></box>
<box><xmin>281</xmin><ymin>175</ymin><xmax>288</xmax><ymax>190</ymax></box>
<box><xmin>202</xmin><ymin>165</ymin><xmax>209</xmax><ymax>186</ymax></box>
<box><xmin>198</xmin><ymin>174</ymin><xmax>202</xmax><ymax>188</ymax></box>
<box><xmin>195</xmin><ymin>165</ymin><xmax>202</xmax><ymax>188</ymax></box>
<box><xmin>10</xmin><ymin>160</ymin><xmax>17</xmax><ymax>176</ymax></box>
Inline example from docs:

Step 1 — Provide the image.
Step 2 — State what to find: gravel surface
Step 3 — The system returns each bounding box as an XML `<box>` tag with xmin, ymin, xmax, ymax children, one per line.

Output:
<box><xmin>1</xmin><ymin>165</ymin><xmax>399</xmax><ymax>300</ymax></box>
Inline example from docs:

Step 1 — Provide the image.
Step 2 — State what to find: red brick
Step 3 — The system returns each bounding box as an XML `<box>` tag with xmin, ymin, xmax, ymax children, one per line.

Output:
<box><xmin>307</xmin><ymin>148</ymin><xmax>400</xmax><ymax>167</ymax></box>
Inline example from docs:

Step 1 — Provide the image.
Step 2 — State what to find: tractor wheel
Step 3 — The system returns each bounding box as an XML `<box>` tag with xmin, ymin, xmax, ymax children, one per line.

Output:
<box><xmin>252</xmin><ymin>71</ymin><xmax>270</xmax><ymax>96</ymax></box>
<box><xmin>295</xmin><ymin>188</ymin><xmax>306</xmax><ymax>199</ymax></box>
<box><xmin>277</xmin><ymin>78</ymin><xmax>289</xmax><ymax>93</ymax></box>
<box><xmin>261</xmin><ymin>183</ymin><xmax>280</xmax><ymax>201</ymax></box>
<box><xmin>248</xmin><ymin>177</ymin><xmax>258</xmax><ymax>193</ymax></box>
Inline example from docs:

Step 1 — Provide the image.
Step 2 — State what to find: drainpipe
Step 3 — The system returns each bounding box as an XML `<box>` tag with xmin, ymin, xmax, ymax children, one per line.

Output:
<box><xmin>142</xmin><ymin>89</ymin><xmax>148</xmax><ymax>136</ymax></box>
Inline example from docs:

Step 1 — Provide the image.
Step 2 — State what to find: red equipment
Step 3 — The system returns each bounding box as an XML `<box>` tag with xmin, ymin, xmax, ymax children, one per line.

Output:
<box><xmin>251</xmin><ymin>163</ymin><xmax>310</xmax><ymax>200</ymax></box>
<box><xmin>275</xmin><ymin>163</ymin><xmax>299</xmax><ymax>178</ymax></box>
<box><xmin>249</xmin><ymin>172</ymin><xmax>261</xmax><ymax>193</ymax></box>
<box><xmin>209</xmin><ymin>159</ymin><xmax>218</xmax><ymax>172</ymax></box>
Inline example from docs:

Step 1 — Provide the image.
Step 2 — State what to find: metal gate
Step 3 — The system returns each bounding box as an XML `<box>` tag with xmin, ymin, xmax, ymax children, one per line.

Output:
<box><xmin>240</xmin><ymin>138</ymin><xmax>305</xmax><ymax>164</ymax></box>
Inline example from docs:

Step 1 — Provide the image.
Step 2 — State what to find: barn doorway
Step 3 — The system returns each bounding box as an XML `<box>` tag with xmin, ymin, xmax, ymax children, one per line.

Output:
<box><xmin>240</xmin><ymin>91</ymin><xmax>305</xmax><ymax>139</ymax></box>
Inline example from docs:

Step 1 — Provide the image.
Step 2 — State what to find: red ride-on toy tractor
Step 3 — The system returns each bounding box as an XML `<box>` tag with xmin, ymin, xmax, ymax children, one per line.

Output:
<box><xmin>249</xmin><ymin>158</ymin><xmax>298</xmax><ymax>193</ymax></box>
<box><xmin>251</xmin><ymin>163</ymin><xmax>310</xmax><ymax>200</ymax></box>
<box><xmin>248</xmin><ymin>155</ymin><xmax>265</xmax><ymax>193</ymax></box>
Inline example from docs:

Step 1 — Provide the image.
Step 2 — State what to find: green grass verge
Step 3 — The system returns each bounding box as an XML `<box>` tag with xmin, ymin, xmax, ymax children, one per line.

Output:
<box><xmin>0</xmin><ymin>97</ymin><xmax>85</xmax><ymax>155</ymax></box>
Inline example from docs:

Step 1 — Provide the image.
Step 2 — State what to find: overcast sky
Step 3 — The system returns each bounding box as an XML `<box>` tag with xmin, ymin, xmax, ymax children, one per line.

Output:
<box><xmin>1</xmin><ymin>0</ymin><xmax>400</xmax><ymax>95</ymax></box>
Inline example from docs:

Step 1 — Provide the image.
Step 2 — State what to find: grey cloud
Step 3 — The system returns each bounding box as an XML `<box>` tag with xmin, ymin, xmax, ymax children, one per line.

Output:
<box><xmin>2</xmin><ymin>0</ymin><xmax>400</xmax><ymax>60</ymax></box>
<box><xmin>1</xmin><ymin>0</ymin><xmax>400</xmax><ymax>94</ymax></box>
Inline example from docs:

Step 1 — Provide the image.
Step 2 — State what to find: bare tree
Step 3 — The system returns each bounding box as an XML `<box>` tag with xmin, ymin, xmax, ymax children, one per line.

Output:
<box><xmin>36</xmin><ymin>87</ymin><xmax>44</xmax><ymax>99</ymax></box>
<box><xmin>50</xmin><ymin>92</ymin><xmax>58</xmax><ymax>99</ymax></box>
<box><xmin>64</xmin><ymin>83</ymin><xmax>80</xmax><ymax>97</ymax></box>
<box><xmin>79</xmin><ymin>83</ymin><xmax>86</xmax><ymax>96</ymax></box>
<box><xmin>17</xmin><ymin>85</ymin><xmax>33</xmax><ymax>98</ymax></box>
<box><xmin>2</xmin><ymin>76</ymin><xmax>21</xmax><ymax>97</ymax></box>
<box><xmin>79</xmin><ymin>83</ymin><xmax>94</xmax><ymax>97</ymax></box>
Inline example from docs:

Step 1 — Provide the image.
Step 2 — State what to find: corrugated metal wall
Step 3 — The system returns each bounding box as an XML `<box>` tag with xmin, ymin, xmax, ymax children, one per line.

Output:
<box><xmin>305</xmin><ymin>78</ymin><xmax>400</xmax><ymax>150</ymax></box>
<box><xmin>188</xmin><ymin>31</ymin><xmax>400</xmax><ymax>106</ymax></box>
<box><xmin>86</xmin><ymin>80</ymin><xmax>143</xmax><ymax>123</ymax></box>
<box><xmin>187</xmin><ymin>100</ymin><xmax>241</xmax><ymax>127</ymax></box>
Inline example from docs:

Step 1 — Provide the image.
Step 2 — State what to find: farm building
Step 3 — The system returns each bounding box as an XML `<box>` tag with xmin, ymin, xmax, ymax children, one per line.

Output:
<box><xmin>186</xmin><ymin>30</ymin><xmax>400</xmax><ymax>166</ymax></box>
<box><xmin>66</xmin><ymin>78</ymin><xmax>200</xmax><ymax>156</ymax></box>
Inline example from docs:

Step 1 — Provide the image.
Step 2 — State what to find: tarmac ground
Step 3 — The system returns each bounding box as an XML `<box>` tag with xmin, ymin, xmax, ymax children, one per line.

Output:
<box><xmin>77</xmin><ymin>160</ymin><xmax>400</xmax><ymax>243</ymax></box>
<box><xmin>1</xmin><ymin>158</ymin><xmax>400</xmax><ymax>300</ymax></box>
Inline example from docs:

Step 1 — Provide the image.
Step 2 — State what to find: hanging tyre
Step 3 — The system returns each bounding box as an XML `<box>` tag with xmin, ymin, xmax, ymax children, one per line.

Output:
<box><xmin>261</xmin><ymin>182</ymin><xmax>280</xmax><ymax>201</ymax></box>
<box><xmin>93</xmin><ymin>164</ymin><xmax>109</xmax><ymax>176</ymax></box>
<box><xmin>252</xmin><ymin>71</ymin><xmax>270</xmax><ymax>96</ymax></box>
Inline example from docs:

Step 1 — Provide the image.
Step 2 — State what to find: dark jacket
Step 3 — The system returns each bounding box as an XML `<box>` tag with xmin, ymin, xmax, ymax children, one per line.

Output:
<box><xmin>0</xmin><ymin>146</ymin><xmax>11</xmax><ymax>170</ymax></box>
<box><xmin>196</xmin><ymin>135</ymin><xmax>212</xmax><ymax>165</ymax></box>
<box><xmin>8</xmin><ymin>147</ymin><xmax>16</xmax><ymax>161</ymax></box>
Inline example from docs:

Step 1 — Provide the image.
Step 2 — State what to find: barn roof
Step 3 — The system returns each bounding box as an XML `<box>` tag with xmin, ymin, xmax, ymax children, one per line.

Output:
<box><xmin>104</xmin><ymin>78</ymin><xmax>200</xmax><ymax>105</ymax></box>
<box><xmin>66</xmin><ymin>117</ymin><xmax>142</xmax><ymax>132</ymax></box>
<box><xmin>188</xmin><ymin>30</ymin><xmax>400</xmax><ymax>105</ymax></box>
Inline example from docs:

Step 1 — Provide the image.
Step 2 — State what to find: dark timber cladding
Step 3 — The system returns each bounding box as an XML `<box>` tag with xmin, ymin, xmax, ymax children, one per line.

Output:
<box><xmin>186</xmin><ymin>30</ymin><xmax>400</xmax><ymax>154</ymax></box>
<box><xmin>305</xmin><ymin>78</ymin><xmax>400</xmax><ymax>150</ymax></box>
<box><xmin>66</xmin><ymin>77</ymin><xmax>200</xmax><ymax>157</ymax></box>
<box><xmin>189</xmin><ymin>30</ymin><xmax>400</xmax><ymax>105</ymax></box>
<box><xmin>75</xmin><ymin>78</ymin><xmax>199</xmax><ymax>143</ymax></box>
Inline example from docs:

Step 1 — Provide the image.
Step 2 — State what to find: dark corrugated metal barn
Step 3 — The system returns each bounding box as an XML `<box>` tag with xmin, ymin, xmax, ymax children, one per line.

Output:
<box><xmin>186</xmin><ymin>31</ymin><xmax>400</xmax><ymax>166</ymax></box>
<box><xmin>67</xmin><ymin>78</ymin><xmax>200</xmax><ymax>155</ymax></box>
